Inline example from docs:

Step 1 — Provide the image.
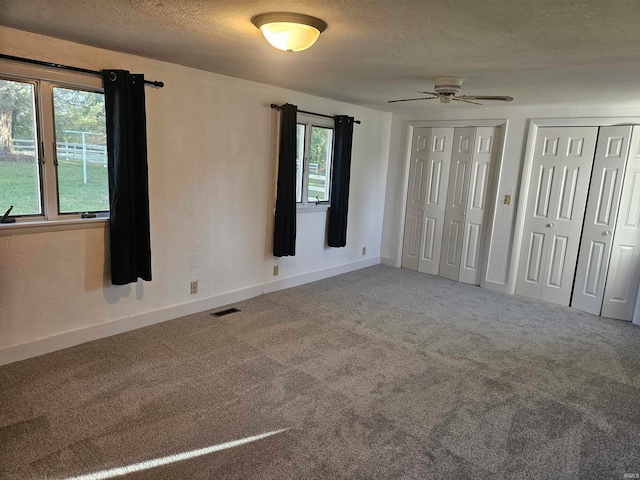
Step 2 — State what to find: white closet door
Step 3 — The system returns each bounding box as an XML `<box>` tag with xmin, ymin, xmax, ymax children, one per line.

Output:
<box><xmin>572</xmin><ymin>126</ymin><xmax>632</xmax><ymax>315</ymax></box>
<box><xmin>459</xmin><ymin>126</ymin><xmax>498</xmax><ymax>285</ymax></box>
<box><xmin>516</xmin><ymin>127</ymin><xmax>598</xmax><ymax>305</ymax></box>
<box><xmin>602</xmin><ymin>126</ymin><xmax>640</xmax><ymax>321</ymax></box>
<box><xmin>402</xmin><ymin>128</ymin><xmax>430</xmax><ymax>270</ymax></box>
<box><xmin>418</xmin><ymin>127</ymin><xmax>454</xmax><ymax>274</ymax></box>
<box><xmin>440</xmin><ymin>127</ymin><xmax>475</xmax><ymax>281</ymax></box>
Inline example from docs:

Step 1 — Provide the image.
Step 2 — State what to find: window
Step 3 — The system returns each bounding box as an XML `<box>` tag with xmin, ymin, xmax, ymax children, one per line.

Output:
<box><xmin>296</xmin><ymin>115</ymin><xmax>334</xmax><ymax>207</ymax></box>
<box><xmin>0</xmin><ymin>63</ymin><xmax>107</xmax><ymax>224</ymax></box>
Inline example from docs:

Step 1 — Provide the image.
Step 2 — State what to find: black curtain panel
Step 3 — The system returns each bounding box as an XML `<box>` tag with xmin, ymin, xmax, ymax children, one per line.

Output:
<box><xmin>102</xmin><ymin>69</ymin><xmax>152</xmax><ymax>285</ymax></box>
<box><xmin>328</xmin><ymin>115</ymin><xmax>355</xmax><ymax>247</ymax></box>
<box><xmin>273</xmin><ymin>103</ymin><xmax>298</xmax><ymax>257</ymax></box>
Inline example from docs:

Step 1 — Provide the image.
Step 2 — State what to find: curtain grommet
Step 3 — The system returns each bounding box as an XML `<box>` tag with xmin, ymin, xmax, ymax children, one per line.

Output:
<box><xmin>109</xmin><ymin>72</ymin><xmax>117</xmax><ymax>82</ymax></box>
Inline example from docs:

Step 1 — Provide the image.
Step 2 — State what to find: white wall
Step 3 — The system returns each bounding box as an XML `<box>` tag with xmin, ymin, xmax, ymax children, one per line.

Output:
<box><xmin>0</xmin><ymin>27</ymin><xmax>392</xmax><ymax>363</ymax></box>
<box><xmin>382</xmin><ymin>104</ymin><xmax>640</xmax><ymax>320</ymax></box>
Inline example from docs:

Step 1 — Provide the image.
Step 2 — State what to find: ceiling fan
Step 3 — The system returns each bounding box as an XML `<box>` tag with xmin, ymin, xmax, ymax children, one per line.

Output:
<box><xmin>388</xmin><ymin>76</ymin><xmax>513</xmax><ymax>105</ymax></box>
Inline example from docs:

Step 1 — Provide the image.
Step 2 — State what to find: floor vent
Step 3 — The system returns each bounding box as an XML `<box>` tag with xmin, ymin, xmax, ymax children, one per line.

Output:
<box><xmin>211</xmin><ymin>307</ymin><xmax>241</xmax><ymax>318</ymax></box>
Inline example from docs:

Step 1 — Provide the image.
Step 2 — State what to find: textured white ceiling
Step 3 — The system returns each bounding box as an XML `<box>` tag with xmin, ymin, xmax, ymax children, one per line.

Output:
<box><xmin>2</xmin><ymin>0</ymin><xmax>640</xmax><ymax>111</ymax></box>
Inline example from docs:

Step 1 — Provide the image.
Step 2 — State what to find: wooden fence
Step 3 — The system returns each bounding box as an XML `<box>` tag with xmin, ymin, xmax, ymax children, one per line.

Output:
<box><xmin>12</xmin><ymin>139</ymin><xmax>107</xmax><ymax>165</ymax></box>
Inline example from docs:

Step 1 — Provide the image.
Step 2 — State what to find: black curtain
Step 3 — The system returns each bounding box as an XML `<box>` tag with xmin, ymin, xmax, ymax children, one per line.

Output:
<box><xmin>273</xmin><ymin>103</ymin><xmax>298</xmax><ymax>257</ymax></box>
<box><xmin>102</xmin><ymin>69</ymin><xmax>152</xmax><ymax>285</ymax></box>
<box><xmin>328</xmin><ymin>115</ymin><xmax>355</xmax><ymax>247</ymax></box>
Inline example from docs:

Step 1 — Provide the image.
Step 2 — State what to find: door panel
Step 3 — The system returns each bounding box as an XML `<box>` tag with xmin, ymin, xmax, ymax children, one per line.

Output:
<box><xmin>462</xmin><ymin>222</ymin><xmax>481</xmax><ymax>270</ymax></box>
<box><xmin>459</xmin><ymin>127</ymin><xmax>498</xmax><ymax>285</ymax></box>
<box><xmin>535</xmin><ymin>165</ymin><xmax>555</xmax><ymax>218</ymax></box>
<box><xmin>516</xmin><ymin>127</ymin><xmax>598</xmax><ymax>305</ymax></box>
<box><xmin>557</xmin><ymin>166</ymin><xmax>580</xmax><ymax>221</ymax></box>
<box><xmin>404</xmin><ymin>214</ymin><xmax>421</xmax><ymax>258</ymax></box>
<box><xmin>417</xmin><ymin>128</ymin><xmax>454</xmax><ymax>274</ymax></box>
<box><xmin>401</xmin><ymin>128</ymin><xmax>430</xmax><ymax>270</ymax></box>
<box><xmin>583</xmin><ymin>241</ymin><xmax>606</xmax><ymax>296</ymax></box>
<box><xmin>470</xmin><ymin>162</ymin><xmax>488</xmax><ymax>210</ymax></box>
<box><xmin>602</xmin><ymin>127</ymin><xmax>640</xmax><ymax>320</ymax></box>
<box><xmin>547</xmin><ymin>235</ymin><xmax>568</xmax><ymax>289</ymax></box>
<box><xmin>451</xmin><ymin>161</ymin><xmax>468</xmax><ymax>208</ymax></box>
<box><xmin>567</xmin><ymin>136</ymin><xmax>586</xmax><ymax>156</ymax></box>
<box><xmin>440</xmin><ymin>127</ymin><xmax>475</xmax><ymax>281</ymax></box>
<box><xmin>525</xmin><ymin>232</ymin><xmax>545</xmax><ymax>285</ymax></box>
<box><xmin>572</xmin><ymin>126</ymin><xmax>632</xmax><ymax>315</ymax></box>
<box><xmin>446</xmin><ymin>220</ymin><xmax>462</xmax><ymax>265</ymax></box>
<box><xmin>421</xmin><ymin>217</ymin><xmax>437</xmax><ymax>261</ymax></box>
<box><xmin>607</xmin><ymin>246</ymin><xmax>635</xmax><ymax>301</ymax></box>
<box><xmin>427</xmin><ymin>159</ymin><xmax>443</xmax><ymax>204</ymax></box>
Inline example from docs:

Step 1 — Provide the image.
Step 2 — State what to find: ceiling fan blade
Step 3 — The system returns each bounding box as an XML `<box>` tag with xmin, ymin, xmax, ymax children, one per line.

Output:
<box><xmin>418</xmin><ymin>91</ymin><xmax>440</xmax><ymax>96</ymax></box>
<box><xmin>452</xmin><ymin>97</ymin><xmax>482</xmax><ymax>105</ymax></box>
<box><xmin>457</xmin><ymin>95</ymin><xmax>514</xmax><ymax>102</ymax></box>
<box><xmin>387</xmin><ymin>96</ymin><xmax>439</xmax><ymax>103</ymax></box>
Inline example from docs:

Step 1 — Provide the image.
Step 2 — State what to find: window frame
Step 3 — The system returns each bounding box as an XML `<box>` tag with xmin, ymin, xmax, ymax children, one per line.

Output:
<box><xmin>0</xmin><ymin>60</ymin><xmax>109</xmax><ymax>230</ymax></box>
<box><xmin>296</xmin><ymin>113</ymin><xmax>334</xmax><ymax>211</ymax></box>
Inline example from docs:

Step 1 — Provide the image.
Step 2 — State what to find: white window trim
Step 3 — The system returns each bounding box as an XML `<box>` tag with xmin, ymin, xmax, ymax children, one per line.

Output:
<box><xmin>0</xmin><ymin>60</ymin><xmax>109</xmax><ymax>233</ymax></box>
<box><xmin>0</xmin><ymin>217</ymin><xmax>107</xmax><ymax>237</ymax></box>
<box><xmin>296</xmin><ymin>113</ymin><xmax>334</xmax><ymax>212</ymax></box>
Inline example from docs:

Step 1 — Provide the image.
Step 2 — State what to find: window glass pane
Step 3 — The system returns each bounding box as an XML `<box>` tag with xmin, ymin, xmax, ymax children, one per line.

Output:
<box><xmin>53</xmin><ymin>87</ymin><xmax>108</xmax><ymax>213</ymax></box>
<box><xmin>0</xmin><ymin>78</ymin><xmax>40</xmax><ymax>215</ymax></box>
<box><xmin>308</xmin><ymin>126</ymin><xmax>333</xmax><ymax>202</ymax></box>
<box><xmin>296</xmin><ymin>123</ymin><xmax>305</xmax><ymax>203</ymax></box>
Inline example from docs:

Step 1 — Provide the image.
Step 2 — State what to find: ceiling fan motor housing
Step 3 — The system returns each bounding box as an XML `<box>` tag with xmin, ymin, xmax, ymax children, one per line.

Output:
<box><xmin>434</xmin><ymin>76</ymin><xmax>463</xmax><ymax>103</ymax></box>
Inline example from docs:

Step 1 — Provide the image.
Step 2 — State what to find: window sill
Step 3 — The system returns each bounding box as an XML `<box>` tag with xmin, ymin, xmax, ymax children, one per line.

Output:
<box><xmin>297</xmin><ymin>204</ymin><xmax>330</xmax><ymax>213</ymax></box>
<box><xmin>0</xmin><ymin>217</ymin><xmax>108</xmax><ymax>236</ymax></box>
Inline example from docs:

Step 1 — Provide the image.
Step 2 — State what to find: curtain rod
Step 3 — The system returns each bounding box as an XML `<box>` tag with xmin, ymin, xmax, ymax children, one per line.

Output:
<box><xmin>0</xmin><ymin>53</ymin><xmax>164</xmax><ymax>88</ymax></box>
<box><xmin>270</xmin><ymin>104</ymin><xmax>361</xmax><ymax>124</ymax></box>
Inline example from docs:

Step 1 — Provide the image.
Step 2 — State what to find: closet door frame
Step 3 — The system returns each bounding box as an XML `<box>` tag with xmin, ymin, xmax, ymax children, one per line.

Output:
<box><xmin>512</xmin><ymin>118</ymin><xmax>640</xmax><ymax>324</ymax></box>
<box><xmin>395</xmin><ymin>119</ymin><xmax>509</xmax><ymax>290</ymax></box>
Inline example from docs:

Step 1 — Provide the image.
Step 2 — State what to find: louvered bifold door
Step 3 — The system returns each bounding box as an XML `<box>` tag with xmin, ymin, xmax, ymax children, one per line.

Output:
<box><xmin>572</xmin><ymin>126</ymin><xmax>632</xmax><ymax>315</ymax></box>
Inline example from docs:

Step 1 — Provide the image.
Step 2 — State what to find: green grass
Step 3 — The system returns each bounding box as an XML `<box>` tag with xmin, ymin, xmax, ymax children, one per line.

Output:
<box><xmin>0</xmin><ymin>159</ymin><xmax>109</xmax><ymax>216</ymax></box>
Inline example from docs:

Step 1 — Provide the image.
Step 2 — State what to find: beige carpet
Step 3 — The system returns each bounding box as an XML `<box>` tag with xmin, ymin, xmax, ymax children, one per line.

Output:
<box><xmin>1</xmin><ymin>265</ymin><xmax>640</xmax><ymax>479</ymax></box>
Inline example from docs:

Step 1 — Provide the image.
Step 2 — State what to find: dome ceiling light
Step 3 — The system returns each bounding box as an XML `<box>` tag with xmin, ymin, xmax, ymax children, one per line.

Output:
<box><xmin>251</xmin><ymin>12</ymin><xmax>327</xmax><ymax>52</ymax></box>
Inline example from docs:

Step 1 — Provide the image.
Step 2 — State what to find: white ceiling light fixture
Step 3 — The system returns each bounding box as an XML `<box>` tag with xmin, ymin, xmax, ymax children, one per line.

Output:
<box><xmin>251</xmin><ymin>12</ymin><xmax>327</xmax><ymax>52</ymax></box>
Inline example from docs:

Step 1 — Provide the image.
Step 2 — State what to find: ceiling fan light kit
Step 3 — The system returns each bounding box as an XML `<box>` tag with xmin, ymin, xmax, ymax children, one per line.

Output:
<box><xmin>251</xmin><ymin>12</ymin><xmax>327</xmax><ymax>52</ymax></box>
<box><xmin>389</xmin><ymin>76</ymin><xmax>514</xmax><ymax>105</ymax></box>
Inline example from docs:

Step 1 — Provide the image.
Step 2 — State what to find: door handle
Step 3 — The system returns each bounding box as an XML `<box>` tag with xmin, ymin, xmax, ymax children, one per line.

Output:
<box><xmin>462</xmin><ymin>211</ymin><xmax>466</xmax><ymax>217</ymax></box>
<box><xmin>547</xmin><ymin>222</ymin><xmax>556</xmax><ymax>228</ymax></box>
<box><xmin>605</xmin><ymin>230</ymin><xmax>612</xmax><ymax>236</ymax></box>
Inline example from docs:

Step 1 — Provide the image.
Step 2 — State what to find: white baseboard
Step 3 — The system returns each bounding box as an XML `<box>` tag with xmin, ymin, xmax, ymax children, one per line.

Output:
<box><xmin>481</xmin><ymin>279</ymin><xmax>511</xmax><ymax>295</ymax></box>
<box><xmin>0</xmin><ymin>257</ymin><xmax>380</xmax><ymax>366</ymax></box>
<box><xmin>263</xmin><ymin>256</ymin><xmax>380</xmax><ymax>293</ymax></box>
<box><xmin>380</xmin><ymin>256</ymin><xmax>398</xmax><ymax>267</ymax></box>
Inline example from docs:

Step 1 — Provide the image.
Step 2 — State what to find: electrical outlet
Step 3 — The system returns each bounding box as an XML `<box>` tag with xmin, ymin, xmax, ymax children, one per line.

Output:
<box><xmin>190</xmin><ymin>281</ymin><xmax>198</xmax><ymax>295</ymax></box>
<box><xmin>273</xmin><ymin>265</ymin><xmax>279</xmax><ymax>276</ymax></box>
<box><xmin>504</xmin><ymin>194</ymin><xmax>512</xmax><ymax>205</ymax></box>
<box><xmin>362</xmin><ymin>247</ymin><xmax>367</xmax><ymax>256</ymax></box>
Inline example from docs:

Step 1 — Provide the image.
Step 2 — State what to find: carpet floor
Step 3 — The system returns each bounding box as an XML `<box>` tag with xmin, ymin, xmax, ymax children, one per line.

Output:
<box><xmin>1</xmin><ymin>265</ymin><xmax>640</xmax><ymax>479</ymax></box>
